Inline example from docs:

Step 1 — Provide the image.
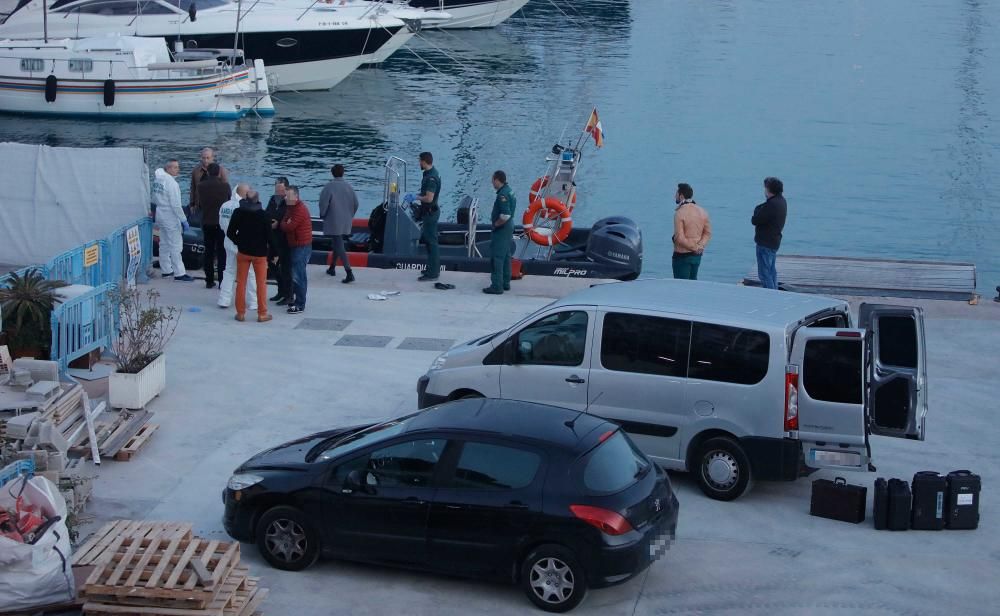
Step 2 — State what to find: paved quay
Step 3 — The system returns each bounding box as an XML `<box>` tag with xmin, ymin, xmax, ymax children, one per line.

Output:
<box><xmin>77</xmin><ymin>268</ymin><xmax>1000</xmax><ymax>616</ymax></box>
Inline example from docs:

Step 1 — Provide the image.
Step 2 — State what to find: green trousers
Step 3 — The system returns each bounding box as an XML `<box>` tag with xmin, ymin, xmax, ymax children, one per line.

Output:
<box><xmin>672</xmin><ymin>253</ymin><xmax>702</xmax><ymax>280</ymax></box>
<box><xmin>490</xmin><ymin>228</ymin><xmax>513</xmax><ymax>290</ymax></box>
<box><xmin>421</xmin><ymin>209</ymin><xmax>440</xmax><ymax>278</ymax></box>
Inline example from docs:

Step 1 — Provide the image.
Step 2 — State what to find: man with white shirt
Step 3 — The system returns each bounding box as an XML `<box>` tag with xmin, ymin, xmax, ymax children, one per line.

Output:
<box><xmin>151</xmin><ymin>159</ymin><xmax>193</xmax><ymax>281</ymax></box>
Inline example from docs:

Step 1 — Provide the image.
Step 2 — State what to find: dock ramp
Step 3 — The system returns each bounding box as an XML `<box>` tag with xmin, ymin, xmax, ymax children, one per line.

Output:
<box><xmin>742</xmin><ymin>255</ymin><xmax>978</xmax><ymax>303</ymax></box>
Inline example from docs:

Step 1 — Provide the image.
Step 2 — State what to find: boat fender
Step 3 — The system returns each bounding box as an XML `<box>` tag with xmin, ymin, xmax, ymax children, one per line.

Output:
<box><xmin>103</xmin><ymin>79</ymin><xmax>115</xmax><ymax>107</ymax></box>
<box><xmin>522</xmin><ymin>197</ymin><xmax>573</xmax><ymax>246</ymax></box>
<box><xmin>44</xmin><ymin>75</ymin><xmax>57</xmax><ymax>102</ymax></box>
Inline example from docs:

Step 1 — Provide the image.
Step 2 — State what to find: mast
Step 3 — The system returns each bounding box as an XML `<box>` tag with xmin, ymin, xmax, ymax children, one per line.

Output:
<box><xmin>232</xmin><ymin>0</ymin><xmax>243</xmax><ymax>64</ymax></box>
<box><xmin>43</xmin><ymin>0</ymin><xmax>48</xmax><ymax>43</ymax></box>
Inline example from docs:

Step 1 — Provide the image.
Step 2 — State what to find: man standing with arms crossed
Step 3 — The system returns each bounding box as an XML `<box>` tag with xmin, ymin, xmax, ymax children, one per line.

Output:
<box><xmin>671</xmin><ymin>182</ymin><xmax>711</xmax><ymax>280</ymax></box>
<box><xmin>752</xmin><ymin>176</ymin><xmax>787</xmax><ymax>290</ymax></box>
<box><xmin>483</xmin><ymin>170</ymin><xmax>516</xmax><ymax>295</ymax></box>
<box><xmin>151</xmin><ymin>159</ymin><xmax>193</xmax><ymax>282</ymax></box>
<box><xmin>404</xmin><ymin>152</ymin><xmax>441</xmax><ymax>282</ymax></box>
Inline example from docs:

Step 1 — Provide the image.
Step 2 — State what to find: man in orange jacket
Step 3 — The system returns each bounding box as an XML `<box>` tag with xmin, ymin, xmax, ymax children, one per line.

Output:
<box><xmin>279</xmin><ymin>186</ymin><xmax>313</xmax><ymax>314</ymax></box>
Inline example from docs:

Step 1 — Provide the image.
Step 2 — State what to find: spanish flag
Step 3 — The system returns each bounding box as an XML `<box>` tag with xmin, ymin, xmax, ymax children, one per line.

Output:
<box><xmin>585</xmin><ymin>108</ymin><xmax>604</xmax><ymax>148</ymax></box>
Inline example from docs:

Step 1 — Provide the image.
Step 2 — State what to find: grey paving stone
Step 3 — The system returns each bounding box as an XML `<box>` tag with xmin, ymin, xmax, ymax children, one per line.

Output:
<box><xmin>335</xmin><ymin>335</ymin><xmax>393</xmax><ymax>348</ymax></box>
<box><xmin>397</xmin><ymin>337</ymin><xmax>455</xmax><ymax>351</ymax></box>
<box><xmin>295</xmin><ymin>318</ymin><xmax>352</xmax><ymax>331</ymax></box>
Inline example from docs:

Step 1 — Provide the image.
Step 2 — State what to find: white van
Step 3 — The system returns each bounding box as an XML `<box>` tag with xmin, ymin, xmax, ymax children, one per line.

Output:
<box><xmin>417</xmin><ymin>279</ymin><xmax>927</xmax><ymax>500</ymax></box>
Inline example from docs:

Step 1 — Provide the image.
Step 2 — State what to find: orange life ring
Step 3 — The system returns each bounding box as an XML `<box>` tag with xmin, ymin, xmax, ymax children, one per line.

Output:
<box><xmin>528</xmin><ymin>176</ymin><xmax>577</xmax><ymax>207</ymax></box>
<box><xmin>522</xmin><ymin>197</ymin><xmax>573</xmax><ymax>246</ymax></box>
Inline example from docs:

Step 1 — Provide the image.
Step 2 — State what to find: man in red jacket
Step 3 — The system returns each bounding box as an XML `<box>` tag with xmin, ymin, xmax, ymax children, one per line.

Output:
<box><xmin>279</xmin><ymin>186</ymin><xmax>313</xmax><ymax>314</ymax></box>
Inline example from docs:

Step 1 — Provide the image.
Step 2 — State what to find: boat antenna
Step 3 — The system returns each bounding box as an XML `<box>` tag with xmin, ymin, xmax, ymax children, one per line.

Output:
<box><xmin>42</xmin><ymin>0</ymin><xmax>48</xmax><ymax>43</ymax></box>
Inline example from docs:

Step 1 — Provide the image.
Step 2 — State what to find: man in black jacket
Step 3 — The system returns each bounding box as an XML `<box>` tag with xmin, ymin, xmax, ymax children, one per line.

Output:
<box><xmin>751</xmin><ymin>177</ymin><xmax>787</xmax><ymax>290</ymax></box>
<box><xmin>228</xmin><ymin>190</ymin><xmax>273</xmax><ymax>323</ymax></box>
<box><xmin>265</xmin><ymin>177</ymin><xmax>291</xmax><ymax>304</ymax></box>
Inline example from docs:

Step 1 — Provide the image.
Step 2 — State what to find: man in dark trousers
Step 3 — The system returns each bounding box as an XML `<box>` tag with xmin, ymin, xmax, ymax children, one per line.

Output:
<box><xmin>196</xmin><ymin>163</ymin><xmax>232</xmax><ymax>289</ymax></box>
<box><xmin>483</xmin><ymin>170</ymin><xmax>516</xmax><ymax>295</ymax></box>
<box><xmin>188</xmin><ymin>147</ymin><xmax>229</xmax><ymax>218</ymax></box>
<box><xmin>751</xmin><ymin>176</ymin><xmax>788</xmax><ymax>290</ymax></box>
<box><xmin>404</xmin><ymin>151</ymin><xmax>441</xmax><ymax>282</ymax></box>
<box><xmin>318</xmin><ymin>164</ymin><xmax>359</xmax><ymax>283</ymax></box>
<box><xmin>265</xmin><ymin>177</ymin><xmax>291</xmax><ymax>304</ymax></box>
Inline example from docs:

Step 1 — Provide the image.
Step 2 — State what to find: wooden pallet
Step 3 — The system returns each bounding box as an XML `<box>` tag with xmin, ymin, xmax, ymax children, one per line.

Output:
<box><xmin>83</xmin><ymin>569</ymin><xmax>267</xmax><ymax>616</ymax></box>
<box><xmin>115</xmin><ymin>423</ymin><xmax>160</xmax><ymax>461</ymax></box>
<box><xmin>73</xmin><ymin>521</ymin><xmax>194</xmax><ymax>567</ymax></box>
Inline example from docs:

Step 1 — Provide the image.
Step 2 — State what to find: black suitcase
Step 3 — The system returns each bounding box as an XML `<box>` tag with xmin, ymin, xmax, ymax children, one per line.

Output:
<box><xmin>911</xmin><ymin>471</ymin><xmax>947</xmax><ymax>530</ymax></box>
<box><xmin>887</xmin><ymin>479</ymin><xmax>911</xmax><ymax>530</ymax></box>
<box><xmin>810</xmin><ymin>477</ymin><xmax>867</xmax><ymax>524</ymax></box>
<box><xmin>873</xmin><ymin>477</ymin><xmax>889</xmax><ymax>530</ymax></box>
<box><xmin>946</xmin><ymin>470</ymin><xmax>981</xmax><ymax>530</ymax></box>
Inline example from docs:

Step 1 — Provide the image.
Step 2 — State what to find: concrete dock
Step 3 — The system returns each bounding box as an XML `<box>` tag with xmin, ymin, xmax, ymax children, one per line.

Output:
<box><xmin>75</xmin><ymin>267</ymin><xmax>1000</xmax><ymax>615</ymax></box>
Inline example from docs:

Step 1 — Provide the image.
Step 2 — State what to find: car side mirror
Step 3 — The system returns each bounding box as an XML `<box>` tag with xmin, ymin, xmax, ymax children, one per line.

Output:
<box><xmin>518</xmin><ymin>340</ymin><xmax>533</xmax><ymax>362</ymax></box>
<box><xmin>344</xmin><ymin>470</ymin><xmax>363</xmax><ymax>493</ymax></box>
<box><xmin>502</xmin><ymin>338</ymin><xmax>516</xmax><ymax>365</ymax></box>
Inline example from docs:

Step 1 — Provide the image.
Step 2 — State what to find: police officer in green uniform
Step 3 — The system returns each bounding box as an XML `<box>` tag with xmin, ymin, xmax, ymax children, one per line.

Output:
<box><xmin>483</xmin><ymin>170</ymin><xmax>517</xmax><ymax>294</ymax></box>
<box><xmin>405</xmin><ymin>151</ymin><xmax>442</xmax><ymax>281</ymax></box>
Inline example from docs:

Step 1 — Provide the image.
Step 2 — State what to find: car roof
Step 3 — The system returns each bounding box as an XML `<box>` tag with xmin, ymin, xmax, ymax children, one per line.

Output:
<box><xmin>550</xmin><ymin>279</ymin><xmax>847</xmax><ymax>329</ymax></box>
<box><xmin>406</xmin><ymin>398</ymin><xmax>609</xmax><ymax>452</ymax></box>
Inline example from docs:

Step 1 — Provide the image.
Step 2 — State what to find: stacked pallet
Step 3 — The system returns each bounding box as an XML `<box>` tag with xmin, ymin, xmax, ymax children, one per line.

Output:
<box><xmin>73</xmin><ymin>521</ymin><xmax>267</xmax><ymax>616</ymax></box>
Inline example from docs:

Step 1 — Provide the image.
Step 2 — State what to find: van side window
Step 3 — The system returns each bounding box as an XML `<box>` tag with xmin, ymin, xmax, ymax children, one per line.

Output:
<box><xmin>876</xmin><ymin>316</ymin><xmax>917</xmax><ymax>369</ymax></box>
<box><xmin>515</xmin><ymin>311</ymin><xmax>588</xmax><ymax>367</ymax></box>
<box><xmin>688</xmin><ymin>323</ymin><xmax>769</xmax><ymax>385</ymax></box>
<box><xmin>600</xmin><ymin>313</ymin><xmax>691</xmax><ymax>377</ymax></box>
<box><xmin>803</xmin><ymin>340</ymin><xmax>862</xmax><ymax>404</ymax></box>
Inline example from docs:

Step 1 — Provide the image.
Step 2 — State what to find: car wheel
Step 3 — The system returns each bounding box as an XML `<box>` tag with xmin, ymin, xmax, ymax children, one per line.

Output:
<box><xmin>520</xmin><ymin>544</ymin><xmax>587</xmax><ymax>613</ymax></box>
<box><xmin>255</xmin><ymin>506</ymin><xmax>320</xmax><ymax>571</ymax></box>
<box><xmin>695</xmin><ymin>436</ymin><xmax>753</xmax><ymax>501</ymax></box>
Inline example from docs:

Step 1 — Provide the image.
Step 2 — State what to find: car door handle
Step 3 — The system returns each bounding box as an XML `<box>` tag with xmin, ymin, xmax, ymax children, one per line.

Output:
<box><xmin>565</xmin><ymin>375</ymin><xmax>586</xmax><ymax>384</ymax></box>
<box><xmin>403</xmin><ymin>497</ymin><xmax>426</xmax><ymax>506</ymax></box>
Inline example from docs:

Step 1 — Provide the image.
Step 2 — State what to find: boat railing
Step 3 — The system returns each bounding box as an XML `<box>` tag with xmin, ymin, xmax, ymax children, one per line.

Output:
<box><xmin>1</xmin><ymin>55</ymin><xmax>234</xmax><ymax>80</ymax></box>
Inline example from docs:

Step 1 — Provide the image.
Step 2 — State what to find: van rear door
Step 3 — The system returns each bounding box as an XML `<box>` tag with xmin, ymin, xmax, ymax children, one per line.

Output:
<box><xmin>789</xmin><ymin>329</ymin><xmax>869</xmax><ymax>471</ymax></box>
<box><xmin>858</xmin><ymin>304</ymin><xmax>927</xmax><ymax>441</ymax></box>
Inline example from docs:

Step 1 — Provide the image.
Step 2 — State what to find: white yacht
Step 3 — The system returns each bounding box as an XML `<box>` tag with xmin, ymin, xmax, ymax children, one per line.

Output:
<box><xmin>0</xmin><ymin>0</ymin><xmax>425</xmax><ymax>90</ymax></box>
<box><xmin>404</xmin><ymin>0</ymin><xmax>528</xmax><ymax>29</ymax></box>
<box><xmin>0</xmin><ymin>35</ymin><xmax>274</xmax><ymax>117</ymax></box>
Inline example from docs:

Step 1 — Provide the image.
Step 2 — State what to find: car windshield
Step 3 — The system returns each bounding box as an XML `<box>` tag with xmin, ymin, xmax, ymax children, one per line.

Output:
<box><xmin>582</xmin><ymin>431</ymin><xmax>650</xmax><ymax>493</ymax></box>
<box><xmin>312</xmin><ymin>414</ymin><xmax>416</xmax><ymax>462</ymax></box>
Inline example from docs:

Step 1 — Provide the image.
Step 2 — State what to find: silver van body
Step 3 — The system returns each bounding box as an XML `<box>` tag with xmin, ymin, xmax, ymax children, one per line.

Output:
<box><xmin>417</xmin><ymin>279</ymin><xmax>927</xmax><ymax>500</ymax></box>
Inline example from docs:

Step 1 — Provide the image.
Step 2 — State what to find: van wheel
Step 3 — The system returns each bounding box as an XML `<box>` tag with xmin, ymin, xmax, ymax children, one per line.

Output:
<box><xmin>255</xmin><ymin>506</ymin><xmax>320</xmax><ymax>571</ymax></box>
<box><xmin>695</xmin><ymin>437</ymin><xmax>753</xmax><ymax>501</ymax></box>
<box><xmin>520</xmin><ymin>544</ymin><xmax>588</xmax><ymax>612</ymax></box>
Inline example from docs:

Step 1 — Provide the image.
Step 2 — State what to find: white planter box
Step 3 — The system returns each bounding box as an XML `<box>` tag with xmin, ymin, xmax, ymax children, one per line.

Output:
<box><xmin>109</xmin><ymin>354</ymin><xmax>166</xmax><ymax>410</ymax></box>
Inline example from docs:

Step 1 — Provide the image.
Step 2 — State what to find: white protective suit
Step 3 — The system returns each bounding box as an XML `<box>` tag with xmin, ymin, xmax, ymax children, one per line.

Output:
<box><xmin>151</xmin><ymin>168</ymin><xmax>187</xmax><ymax>277</ymax></box>
<box><xmin>217</xmin><ymin>187</ymin><xmax>257</xmax><ymax>309</ymax></box>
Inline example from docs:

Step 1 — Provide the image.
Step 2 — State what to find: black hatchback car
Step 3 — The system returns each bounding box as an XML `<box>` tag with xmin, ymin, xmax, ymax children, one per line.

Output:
<box><xmin>223</xmin><ymin>399</ymin><xmax>678</xmax><ymax>612</ymax></box>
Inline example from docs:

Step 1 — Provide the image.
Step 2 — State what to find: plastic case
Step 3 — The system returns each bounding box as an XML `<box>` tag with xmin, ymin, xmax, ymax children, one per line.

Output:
<box><xmin>946</xmin><ymin>470</ymin><xmax>980</xmax><ymax>530</ymax></box>
<box><xmin>810</xmin><ymin>477</ymin><xmax>867</xmax><ymax>524</ymax></box>
<box><xmin>911</xmin><ymin>471</ymin><xmax>947</xmax><ymax>530</ymax></box>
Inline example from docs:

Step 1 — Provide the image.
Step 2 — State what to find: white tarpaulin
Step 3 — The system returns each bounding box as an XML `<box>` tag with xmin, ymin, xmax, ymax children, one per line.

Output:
<box><xmin>0</xmin><ymin>143</ymin><xmax>149</xmax><ymax>266</ymax></box>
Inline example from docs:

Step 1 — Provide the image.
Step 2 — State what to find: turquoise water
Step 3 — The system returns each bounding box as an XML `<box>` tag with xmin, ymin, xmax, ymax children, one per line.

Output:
<box><xmin>1</xmin><ymin>0</ymin><xmax>997</xmax><ymax>286</ymax></box>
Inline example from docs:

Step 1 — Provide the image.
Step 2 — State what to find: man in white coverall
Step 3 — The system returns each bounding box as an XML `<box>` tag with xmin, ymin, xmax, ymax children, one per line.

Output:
<box><xmin>152</xmin><ymin>159</ymin><xmax>193</xmax><ymax>281</ymax></box>
<box><xmin>217</xmin><ymin>183</ymin><xmax>257</xmax><ymax>309</ymax></box>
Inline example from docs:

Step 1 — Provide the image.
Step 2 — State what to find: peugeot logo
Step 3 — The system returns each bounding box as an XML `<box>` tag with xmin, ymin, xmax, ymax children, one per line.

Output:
<box><xmin>652</xmin><ymin>498</ymin><xmax>661</xmax><ymax>512</ymax></box>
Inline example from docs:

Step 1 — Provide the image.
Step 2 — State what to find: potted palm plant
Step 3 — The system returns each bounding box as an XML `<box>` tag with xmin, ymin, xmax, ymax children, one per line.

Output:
<box><xmin>108</xmin><ymin>287</ymin><xmax>179</xmax><ymax>410</ymax></box>
<box><xmin>0</xmin><ymin>269</ymin><xmax>68</xmax><ymax>359</ymax></box>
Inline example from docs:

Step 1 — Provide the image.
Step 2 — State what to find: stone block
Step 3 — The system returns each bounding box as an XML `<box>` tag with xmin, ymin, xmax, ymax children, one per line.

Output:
<box><xmin>4</xmin><ymin>411</ymin><xmax>38</xmax><ymax>439</ymax></box>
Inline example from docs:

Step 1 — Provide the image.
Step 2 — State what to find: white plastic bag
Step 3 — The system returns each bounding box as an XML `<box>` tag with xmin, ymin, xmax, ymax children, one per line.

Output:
<box><xmin>0</xmin><ymin>476</ymin><xmax>75</xmax><ymax>611</ymax></box>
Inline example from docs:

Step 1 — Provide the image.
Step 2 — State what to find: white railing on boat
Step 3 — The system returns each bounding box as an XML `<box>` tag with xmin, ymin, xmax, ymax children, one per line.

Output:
<box><xmin>0</xmin><ymin>55</ymin><xmax>238</xmax><ymax>80</ymax></box>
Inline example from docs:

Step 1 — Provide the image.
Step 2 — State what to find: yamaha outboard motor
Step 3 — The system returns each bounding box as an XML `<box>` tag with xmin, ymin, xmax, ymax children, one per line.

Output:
<box><xmin>586</xmin><ymin>217</ymin><xmax>643</xmax><ymax>280</ymax></box>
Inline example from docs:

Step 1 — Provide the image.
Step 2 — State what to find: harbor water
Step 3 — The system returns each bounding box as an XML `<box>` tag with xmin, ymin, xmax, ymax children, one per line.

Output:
<box><xmin>0</xmin><ymin>0</ymin><xmax>996</xmax><ymax>285</ymax></box>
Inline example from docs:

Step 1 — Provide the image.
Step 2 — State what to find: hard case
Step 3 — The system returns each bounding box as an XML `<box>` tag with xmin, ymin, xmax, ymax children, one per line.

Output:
<box><xmin>873</xmin><ymin>477</ymin><xmax>889</xmax><ymax>530</ymax></box>
<box><xmin>946</xmin><ymin>470</ymin><xmax>981</xmax><ymax>530</ymax></box>
<box><xmin>887</xmin><ymin>478</ymin><xmax>911</xmax><ymax>530</ymax></box>
<box><xmin>911</xmin><ymin>471</ymin><xmax>947</xmax><ymax>530</ymax></box>
<box><xmin>810</xmin><ymin>477</ymin><xmax>867</xmax><ymax>524</ymax></box>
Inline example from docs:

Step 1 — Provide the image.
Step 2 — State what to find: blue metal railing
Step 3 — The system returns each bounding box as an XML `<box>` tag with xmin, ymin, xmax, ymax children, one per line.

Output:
<box><xmin>0</xmin><ymin>459</ymin><xmax>35</xmax><ymax>489</ymax></box>
<box><xmin>50</xmin><ymin>282</ymin><xmax>117</xmax><ymax>372</ymax></box>
<box><xmin>47</xmin><ymin>241</ymin><xmax>106</xmax><ymax>287</ymax></box>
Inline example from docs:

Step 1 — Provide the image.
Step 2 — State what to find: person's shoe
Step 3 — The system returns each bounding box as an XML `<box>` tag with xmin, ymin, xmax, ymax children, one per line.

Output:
<box><xmin>258</xmin><ymin>314</ymin><xmax>273</xmax><ymax>323</ymax></box>
<box><xmin>326</xmin><ymin>267</ymin><xmax>337</xmax><ymax>276</ymax></box>
<box><xmin>217</xmin><ymin>304</ymin><xmax>228</xmax><ymax>309</ymax></box>
<box><xmin>418</xmin><ymin>273</ymin><xmax>439</xmax><ymax>282</ymax></box>
<box><xmin>342</xmin><ymin>271</ymin><xmax>355</xmax><ymax>284</ymax></box>
<box><xmin>235</xmin><ymin>313</ymin><xmax>245</xmax><ymax>322</ymax></box>
<box><xmin>482</xmin><ymin>287</ymin><xmax>503</xmax><ymax>295</ymax></box>
<box><xmin>503</xmin><ymin>284</ymin><xmax>510</xmax><ymax>291</ymax></box>
<box><xmin>270</xmin><ymin>293</ymin><xmax>284</xmax><ymax>302</ymax></box>
<box><xmin>174</xmin><ymin>275</ymin><xmax>194</xmax><ymax>282</ymax></box>
<box><xmin>287</xmin><ymin>305</ymin><xmax>303</xmax><ymax>314</ymax></box>
<box><xmin>276</xmin><ymin>297</ymin><xmax>290</xmax><ymax>306</ymax></box>
<box><xmin>161</xmin><ymin>272</ymin><xmax>174</xmax><ymax>278</ymax></box>
<box><xmin>205</xmin><ymin>281</ymin><xmax>216</xmax><ymax>289</ymax></box>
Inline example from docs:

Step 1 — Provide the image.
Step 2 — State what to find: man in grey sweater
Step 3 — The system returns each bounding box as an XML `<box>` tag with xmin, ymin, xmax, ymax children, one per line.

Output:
<box><xmin>318</xmin><ymin>164</ymin><xmax>360</xmax><ymax>283</ymax></box>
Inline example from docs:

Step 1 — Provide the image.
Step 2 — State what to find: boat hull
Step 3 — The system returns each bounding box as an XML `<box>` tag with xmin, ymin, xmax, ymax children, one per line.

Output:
<box><xmin>409</xmin><ymin>0</ymin><xmax>528</xmax><ymax>29</ymax></box>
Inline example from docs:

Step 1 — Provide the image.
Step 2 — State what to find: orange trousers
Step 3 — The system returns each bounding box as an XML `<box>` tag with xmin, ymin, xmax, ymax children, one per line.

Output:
<box><xmin>236</xmin><ymin>253</ymin><xmax>269</xmax><ymax>318</ymax></box>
